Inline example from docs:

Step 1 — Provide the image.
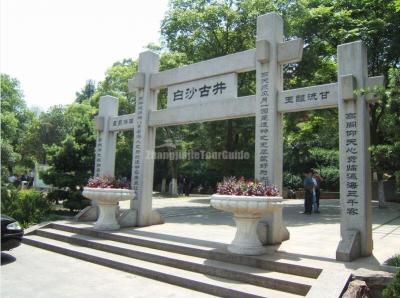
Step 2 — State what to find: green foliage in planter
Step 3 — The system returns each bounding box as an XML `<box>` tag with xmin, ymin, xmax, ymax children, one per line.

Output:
<box><xmin>383</xmin><ymin>269</ymin><xmax>400</xmax><ymax>298</ymax></box>
<box><xmin>62</xmin><ymin>191</ymin><xmax>90</xmax><ymax>213</ymax></box>
<box><xmin>1</xmin><ymin>186</ymin><xmax>50</xmax><ymax>227</ymax></box>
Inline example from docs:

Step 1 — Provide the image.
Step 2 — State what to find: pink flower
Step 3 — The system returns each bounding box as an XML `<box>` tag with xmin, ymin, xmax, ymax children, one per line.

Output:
<box><xmin>87</xmin><ymin>175</ymin><xmax>130</xmax><ymax>189</ymax></box>
<box><xmin>216</xmin><ymin>177</ymin><xmax>279</xmax><ymax>197</ymax></box>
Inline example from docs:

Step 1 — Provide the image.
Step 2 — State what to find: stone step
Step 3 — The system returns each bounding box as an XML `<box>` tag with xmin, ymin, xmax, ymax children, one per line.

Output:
<box><xmin>35</xmin><ymin>227</ymin><xmax>314</xmax><ymax>296</ymax></box>
<box><xmin>49</xmin><ymin>222</ymin><xmax>322</xmax><ymax>279</ymax></box>
<box><xmin>23</xmin><ymin>235</ymin><xmax>303</xmax><ymax>298</ymax></box>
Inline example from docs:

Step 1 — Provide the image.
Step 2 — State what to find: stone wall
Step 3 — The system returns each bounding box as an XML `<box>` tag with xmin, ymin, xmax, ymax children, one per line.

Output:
<box><xmin>342</xmin><ymin>269</ymin><xmax>395</xmax><ymax>298</ymax></box>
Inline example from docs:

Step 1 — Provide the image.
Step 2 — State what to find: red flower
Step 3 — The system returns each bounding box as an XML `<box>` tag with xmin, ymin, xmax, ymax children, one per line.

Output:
<box><xmin>87</xmin><ymin>175</ymin><xmax>130</xmax><ymax>189</ymax></box>
<box><xmin>216</xmin><ymin>177</ymin><xmax>279</xmax><ymax>197</ymax></box>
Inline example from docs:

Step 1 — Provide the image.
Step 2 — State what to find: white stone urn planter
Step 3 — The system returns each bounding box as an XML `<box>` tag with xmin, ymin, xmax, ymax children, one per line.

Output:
<box><xmin>82</xmin><ymin>187</ymin><xmax>134</xmax><ymax>230</ymax></box>
<box><xmin>210</xmin><ymin>194</ymin><xmax>283</xmax><ymax>255</ymax></box>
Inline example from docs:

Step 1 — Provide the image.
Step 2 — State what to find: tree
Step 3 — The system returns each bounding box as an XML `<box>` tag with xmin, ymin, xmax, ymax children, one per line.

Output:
<box><xmin>370</xmin><ymin>68</ymin><xmax>400</xmax><ymax>184</ymax></box>
<box><xmin>1</xmin><ymin>74</ymin><xmax>35</xmax><ymax>180</ymax></box>
<box><xmin>159</xmin><ymin>0</ymin><xmax>400</xmax><ymax>191</ymax></box>
<box><xmin>75</xmin><ymin>80</ymin><xmax>96</xmax><ymax>103</ymax></box>
<box><xmin>21</xmin><ymin>105</ymin><xmax>68</xmax><ymax>164</ymax></box>
<box><xmin>30</xmin><ymin>0</ymin><xmax>399</xmax><ymax>195</ymax></box>
<box><xmin>91</xmin><ymin>59</ymin><xmax>138</xmax><ymax>115</ymax></box>
<box><xmin>291</xmin><ymin>0</ymin><xmax>399</xmax><ymax>147</ymax></box>
<box><xmin>42</xmin><ymin>102</ymin><xmax>97</xmax><ymax>188</ymax></box>
<box><xmin>160</xmin><ymin>0</ymin><xmax>273</xmax><ymax>184</ymax></box>
<box><xmin>41</xmin><ymin>102</ymin><xmax>96</xmax><ymax>211</ymax></box>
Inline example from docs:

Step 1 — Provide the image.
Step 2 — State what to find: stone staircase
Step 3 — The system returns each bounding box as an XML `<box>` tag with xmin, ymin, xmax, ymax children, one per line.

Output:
<box><xmin>23</xmin><ymin>222</ymin><xmax>350</xmax><ymax>298</ymax></box>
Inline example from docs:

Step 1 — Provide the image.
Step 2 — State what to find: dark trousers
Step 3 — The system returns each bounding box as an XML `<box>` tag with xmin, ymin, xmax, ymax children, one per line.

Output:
<box><xmin>315</xmin><ymin>188</ymin><xmax>320</xmax><ymax>208</ymax></box>
<box><xmin>184</xmin><ymin>183</ymin><xmax>190</xmax><ymax>196</ymax></box>
<box><xmin>304</xmin><ymin>190</ymin><xmax>313</xmax><ymax>213</ymax></box>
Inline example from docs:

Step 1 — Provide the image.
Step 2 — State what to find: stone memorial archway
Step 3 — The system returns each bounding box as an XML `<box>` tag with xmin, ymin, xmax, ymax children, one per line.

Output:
<box><xmin>80</xmin><ymin>13</ymin><xmax>384</xmax><ymax>261</ymax></box>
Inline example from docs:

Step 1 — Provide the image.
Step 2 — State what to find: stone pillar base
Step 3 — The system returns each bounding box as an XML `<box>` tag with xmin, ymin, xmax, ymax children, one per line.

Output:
<box><xmin>118</xmin><ymin>209</ymin><xmax>138</xmax><ymax>228</ymax></box>
<box><xmin>94</xmin><ymin>203</ymin><xmax>120</xmax><ymax>231</ymax></box>
<box><xmin>148</xmin><ymin>210</ymin><xmax>165</xmax><ymax>226</ymax></box>
<box><xmin>257</xmin><ymin>206</ymin><xmax>290</xmax><ymax>245</ymax></box>
<box><xmin>230</xmin><ymin>216</ymin><xmax>265</xmax><ymax>255</ymax></box>
<box><xmin>336</xmin><ymin>229</ymin><xmax>361</xmax><ymax>261</ymax></box>
<box><xmin>137</xmin><ymin>210</ymin><xmax>165</xmax><ymax>227</ymax></box>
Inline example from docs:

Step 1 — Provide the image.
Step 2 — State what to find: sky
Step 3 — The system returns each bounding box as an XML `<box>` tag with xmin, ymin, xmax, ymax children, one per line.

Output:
<box><xmin>1</xmin><ymin>0</ymin><xmax>170</xmax><ymax>111</ymax></box>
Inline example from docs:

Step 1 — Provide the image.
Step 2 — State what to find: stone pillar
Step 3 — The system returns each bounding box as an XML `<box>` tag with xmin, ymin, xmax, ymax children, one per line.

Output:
<box><xmin>75</xmin><ymin>95</ymin><xmax>119</xmax><ymax>222</ymax></box>
<box><xmin>94</xmin><ymin>96</ymin><xmax>119</xmax><ymax>177</ymax></box>
<box><xmin>255</xmin><ymin>13</ymin><xmax>288</xmax><ymax>244</ymax></box>
<box><xmin>169</xmin><ymin>178</ymin><xmax>178</xmax><ymax>196</ymax></box>
<box><xmin>255</xmin><ymin>13</ymin><xmax>283</xmax><ymax>189</ymax></box>
<box><xmin>378</xmin><ymin>180</ymin><xmax>386</xmax><ymax>208</ymax></box>
<box><xmin>336</xmin><ymin>41</ymin><xmax>373</xmax><ymax>261</ymax></box>
<box><xmin>161</xmin><ymin>178</ymin><xmax>167</xmax><ymax>193</ymax></box>
<box><xmin>131</xmin><ymin>51</ymin><xmax>163</xmax><ymax>227</ymax></box>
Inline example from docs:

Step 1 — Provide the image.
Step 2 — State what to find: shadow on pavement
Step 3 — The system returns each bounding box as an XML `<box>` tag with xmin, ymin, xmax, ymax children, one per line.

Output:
<box><xmin>1</xmin><ymin>252</ymin><xmax>16</xmax><ymax>266</ymax></box>
<box><xmin>283</xmin><ymin>202</ymin><xmax>341</xmax><ymax>227</ymax></box>
<box><xmin>185</xmin><ymin>198</ymin><xmax>211</xmax><ymax>204</ymax></box>
<box><xmin>118</xmin><ymin>228</ymin><xmax>228</xmax><ymax>249</ymax></box>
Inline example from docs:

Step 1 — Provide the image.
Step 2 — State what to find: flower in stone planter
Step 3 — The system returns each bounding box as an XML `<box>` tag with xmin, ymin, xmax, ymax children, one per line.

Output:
<box><xmin>216</xmin><ymin>177</ymin><xmax>279</xmax><ymax>196</ymax></box>
<box><xmin>86</xmin><ymin>175</ymin><xmax>130</xmax><ymax>189</ymax></box>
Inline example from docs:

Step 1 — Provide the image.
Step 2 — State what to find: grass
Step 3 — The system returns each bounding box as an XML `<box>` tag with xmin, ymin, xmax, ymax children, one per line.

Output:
<box><xmin>383</xmin><ymin>270</ymin><xmax>400</xmax><ymax>298</ymax></box>
<box><xmin>26</xmin><ymin>205</ymin><xmax>78</xmax><ymax>228</ymax></box>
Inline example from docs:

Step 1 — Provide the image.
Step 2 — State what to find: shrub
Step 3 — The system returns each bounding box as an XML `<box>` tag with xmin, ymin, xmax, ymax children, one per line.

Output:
<box><xmin>283</xmin><ymin>172</ymin><xmax>303</xmax><ymax>190</ymax></box>
<box><xmin>63</xmin><ymin>191</ymin><xmax>90</xmax><ymax>213</ymax></box>
<box><xmin>46</xmin><ymin>189</ymin><xmax>69</xmax><ymax>204</ymax></box>
<box><xmin>319</xmin><ymin>166</ymin><xmax>340</xmax><ymax>191</ymax></box>
<box><xmin>1</xmin><ymin>186</ymin><xmax>50</xmax><ymax>227</ymax></box>
<box><xmin>309</xmin><ymin>148</ymin><xmax>339</xmax><ymax>168</ymax></box>
<box><xmin>383</xmin><ymin>270</ymin><xmax>400</xmax><ymax>298</ymax></box>
<box><xmin>386</xmin><ymin>254</ymin><xmax>400</xmax><ymax>267</ymax></box>
<box><xmin>1</xmin><ymin>185</ymin><xmax>17</xmax><ymax>214</ymax></box>
<box><xmin>371</xmin><ymin>143</ymin><xmax>400</xmax><ymax>178</ymax></box>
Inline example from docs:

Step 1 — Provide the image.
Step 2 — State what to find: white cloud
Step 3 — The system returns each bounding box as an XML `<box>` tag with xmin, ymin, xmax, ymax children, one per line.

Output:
<box><xmin>1</xmin><ymin>0</ymin><xmax>169</xmax><ymax>110</ymax></box>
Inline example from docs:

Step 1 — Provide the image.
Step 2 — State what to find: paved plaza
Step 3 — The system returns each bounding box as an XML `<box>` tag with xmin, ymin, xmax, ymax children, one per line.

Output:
<box><xmin>124</xmin><ymin>196</ymin><xmax>400</xmax><ymax>271</ymax></box>
<box><xmin>2</xmin><ymin>195</ymin><xmax>399</xmax><ymax>298</ymax></box>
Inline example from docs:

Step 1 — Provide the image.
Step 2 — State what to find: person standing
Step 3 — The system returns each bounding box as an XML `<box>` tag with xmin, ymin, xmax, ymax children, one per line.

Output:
<box><xmin>311</xmin><ymin>175</ymin><xmax>318</xmax><ymax>213</ymax></box>
<box><xmin>184</xmin><ymin>176</ymin><xmax>191</xmax><ymax>197</ymax></box>
<box><xmin>312</xmin><ymin>169</ymin><xmax>323</xmax><ymax>213</ymax></box>
<box><xmin>178</xmin><ymin>175</ymin><xmax>184</xmax><ymax>195</ymax></box>
<box><xmin>302</xmin><ymin>169</ymin><xmax>314</xmax><ymax>215</ymax></box>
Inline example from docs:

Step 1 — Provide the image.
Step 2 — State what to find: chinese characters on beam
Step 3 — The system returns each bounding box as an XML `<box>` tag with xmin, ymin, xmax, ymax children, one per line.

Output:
<box><xmin>277</xmin><ymin>83</ymin><xmax>338</xmax><ymax>113</ymax></box>
<box><xmin>94</xmin><ymin>135</ymin><xmax>103</xmax><ymax>177</ymax></box>
<box><xmin>344</xmin><ymin>112</ymin><xmax>359</xmax><ymax>216</ymax></box>
<box><xmin>112</xmin><ymin>116</ymin><xmax>134</xmax><ymax>129</ymax></box>
<box><xmin>258</xmin><ymin>71</ymin><xmax>270</xmax><ymax>185</ymax></box>
<box><xmin>132</xmin><ymin>94</ymin><xmax>144</xmax><ymax>199</ymax></box>
<box><xmin>284</xmin><ymin>90</ymin><xmax>329</xmax><ymax>104</ymax></box>
<box><xmin>167</xmin><ymin>73</ymin><xmax>237</xmax><ymax>107</ymax></box>
<box><xmin>94</xmin><ymin>96</ymin><xmax>118</xmax><ymax>178</ymax></box>
<box><xmin>173</xmin><ymin>81</ymin><xmax>226</xmax><ymax>101</ymax></box>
